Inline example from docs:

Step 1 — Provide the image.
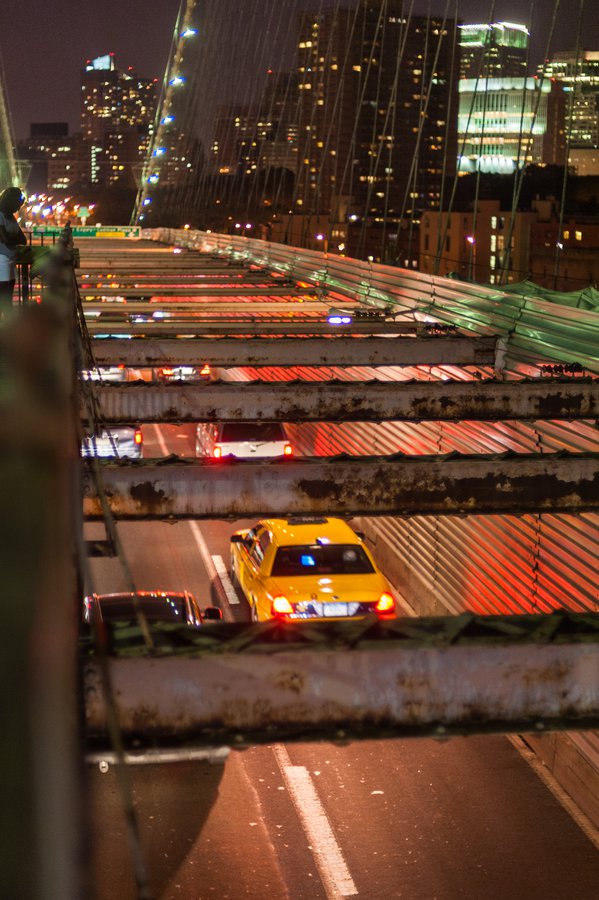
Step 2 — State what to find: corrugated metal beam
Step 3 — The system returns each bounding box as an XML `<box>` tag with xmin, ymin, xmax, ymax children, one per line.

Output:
<box><xmin>81</xmin><ymin>301</ymin><xmax>331</xmax><ymax>314</ymax></box>
<box><xmin>80</xmin><ymin>286</ymin><xmax>309</xmax><ymax>297</ymax></box>
<box><xmin>90</xmin><ymin>378</ymin><xmax>599</xmax><ymax>423</ymax></box>
<box><xmin>89</xmin><ymin>335</ymin><xmax>498</xmax><ymax>367</ymax></box>
<box><xmin>82</xmin><ymin>453</ymin><xmax>599</xmax><ymax>519</ymax></box>
<box><xmin>86</xmin><ymin>321</ymin><xmax>424</xmax><ymax>336</ymax></box>
<box><xmin>82</xmin><ymin>612</ymin><xmax>599</xmax><ymax>741</ymax></box>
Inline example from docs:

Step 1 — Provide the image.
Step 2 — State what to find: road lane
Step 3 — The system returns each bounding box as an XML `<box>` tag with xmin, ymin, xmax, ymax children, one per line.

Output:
<box><xmin>85</xmin><ymin>423</ymin><xmax>599</xmax><ymax>899</ymax></box>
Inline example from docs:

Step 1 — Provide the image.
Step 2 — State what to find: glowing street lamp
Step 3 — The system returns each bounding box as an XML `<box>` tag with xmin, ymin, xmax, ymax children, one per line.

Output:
<box><xmin>316</xmin><ymin>232</ymin><xmax>329</xmax><ymax>253</ymax></box>
<box><xmin>466</xmin><ymin>235</ymin><xmax>476</xmax><ymax>281</ymax></box>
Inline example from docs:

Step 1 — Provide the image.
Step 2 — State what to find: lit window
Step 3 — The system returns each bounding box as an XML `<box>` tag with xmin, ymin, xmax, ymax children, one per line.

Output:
<box><xmin>575</xmin><ymin>230</ymin><xmax>582</xmax><ymax>241</ymax></box>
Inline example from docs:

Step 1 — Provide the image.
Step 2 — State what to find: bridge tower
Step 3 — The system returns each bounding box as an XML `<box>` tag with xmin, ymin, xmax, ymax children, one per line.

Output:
<box><xmin>0</xmin><ymin>53</ymin><xmax>22</xmax><ymax>189</ymax></box>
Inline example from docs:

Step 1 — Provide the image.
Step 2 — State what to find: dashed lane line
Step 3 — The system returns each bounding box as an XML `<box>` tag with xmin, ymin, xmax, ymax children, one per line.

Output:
<box><xmin>188</xmin><ymin>521</ymin><xmax>236</xmax><ymax>622</ymax></box>
<box><xmin>274</xmin><ymin>744</ymin><xmax>358</xmax><ymax>899</ymax></box>
<box><xmin>211</xmin><ymin>554</ymin><xmax>240</xmax><ymax>604</ymax></box>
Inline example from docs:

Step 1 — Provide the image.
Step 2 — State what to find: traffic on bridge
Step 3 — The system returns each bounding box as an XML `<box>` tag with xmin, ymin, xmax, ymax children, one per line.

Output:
<box><xmin>2</xmin><ymin>2</ymin><xmax>599</xmax><ymax>898</ymax></box>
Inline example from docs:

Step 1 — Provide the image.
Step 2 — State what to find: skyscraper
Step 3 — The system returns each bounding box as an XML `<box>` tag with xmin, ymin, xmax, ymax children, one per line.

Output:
<box><xmin>457</xmin><ymin>22</ymin><xmax>566</xmax><ymax>174</ymax></box>
<box><xmin>540</xmin><ymin>51</ymin><xmax>599</xmax><ymax>174</ymax></box>
<box><xmin>295</xmin><ymin>2</ymin><xmax>458</xmax><ymax>230</ymax></box>
<box><xmin>81</xmin><ymin>53</ymin><xmax>158</xmax><ymax>187</ymax></box>
<box><xmin>458</xmin><ymin>22</ymin><xmax>529</xmax><ymax>79</ymax></box>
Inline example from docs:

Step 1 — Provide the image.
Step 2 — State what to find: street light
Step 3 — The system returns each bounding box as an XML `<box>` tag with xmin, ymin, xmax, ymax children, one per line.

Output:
<box><xmin>466</xmin><ymin>235</ymin><xmax>476</xmax><ymax>282</ymax></box>
<box><xmin>315</xmin><ymin>232</ymin><xmax>328</xmax><ymax>253</ymax></box>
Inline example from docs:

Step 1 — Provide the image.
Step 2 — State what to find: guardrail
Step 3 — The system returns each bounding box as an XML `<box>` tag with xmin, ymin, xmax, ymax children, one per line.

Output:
<box><xmin>146</xmin><ymin>228</ymin><xmax>599</xmax><ymax>376</ymax></box>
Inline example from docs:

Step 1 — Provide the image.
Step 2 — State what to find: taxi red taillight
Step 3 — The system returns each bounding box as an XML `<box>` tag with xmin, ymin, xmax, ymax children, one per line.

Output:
<box><xmin>283</xmin><ymin>443</ymin><xmax>293</xmax><ymax>456</ymax></box>
<box><xmin>161</xmin><ymin>367</ymin><xmax>174</xmax><ymax>377</ymax></box>
<box><xmin>375</xmin><ymin>592</ymin><xmax>395</xmax><ymax>615</ymax></box>
<box><xmin>134</xmin><ymin>428</ymin><xmax>143</xmax><ymax>446</ymax></box>
<box><xmin>200</xmin><ymin>364</ymin><xmax>211</xmax><ymax>376</ymax></box>
<box><xmin>213</xmin><ymin>446</ymin><xmax>223</xmax><ymax>459</ymax></box>
<box><xmin>271</xmin><ymin>596</ymin><xmax>294</xmax><ymax>616</ymax></box>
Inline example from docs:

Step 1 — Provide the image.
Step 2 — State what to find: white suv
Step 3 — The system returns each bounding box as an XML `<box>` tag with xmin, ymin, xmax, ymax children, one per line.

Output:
<box><xmin>195</xmin><ymin>422</ymin><xmax>293</xmax><ymax>459</ymax></box>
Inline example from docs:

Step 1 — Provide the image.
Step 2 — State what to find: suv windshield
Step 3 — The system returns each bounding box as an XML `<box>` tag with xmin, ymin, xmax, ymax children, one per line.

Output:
<box><xmin>220</xmin><ymin>422</ymin><xmax>285</xmax><ymax>442</ymax></box>
<box><xmin>271</xmin><ymin>544</ymin><xmax>375</xmax><ymax>576</ymax></box>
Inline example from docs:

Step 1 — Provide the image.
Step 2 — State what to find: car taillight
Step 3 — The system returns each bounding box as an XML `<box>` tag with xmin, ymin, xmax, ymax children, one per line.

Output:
<box><xmin>283</xmin><ymin>443</ymin><xmax>293</xmax><ymax>456</ymax></box>
<box><xmin>161</xmin><ymin>367</ymin><xmax>174</xmax><ymax>377</ymax></box>
<box><xmin>376</xmin><ymin>592</ymin><xmax>395</xmax><ymax>615</ymax></box>
<box><xmin>375</xmin><ymin>592</ymin><xmax>395</xmax><ymax>615</ymax></box>
<box><xmin>272</xmin><ymin>596</ymin><xmax>294</xmax><ymax>616</ymax></box>
<box><xmin>200</xmin><ymin>364</ymin><xmax>211</xmax><ymax>376</ymax></box>
<box><xmin>213</xmin><ymin>446</ymin><xmax>222</xmax><ymax>459</ymax></box>
<box><xmin>134</xmin><ymin>429</ymin><xmax>143</xmax><ymax>445</ymax></box>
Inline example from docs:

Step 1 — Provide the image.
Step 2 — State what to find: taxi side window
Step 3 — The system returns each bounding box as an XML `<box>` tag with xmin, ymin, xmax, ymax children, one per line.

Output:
<box><xmin>247</xmin><ymin>528</ymin><xmax>269</xmax><ymax>568</ymax></box>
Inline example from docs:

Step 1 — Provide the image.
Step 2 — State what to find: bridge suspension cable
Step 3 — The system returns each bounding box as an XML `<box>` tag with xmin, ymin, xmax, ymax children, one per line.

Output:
<box><xmin>0</xmin><ymin>46</ymin><xmax>21</xmax><ymax>189</ymax></box>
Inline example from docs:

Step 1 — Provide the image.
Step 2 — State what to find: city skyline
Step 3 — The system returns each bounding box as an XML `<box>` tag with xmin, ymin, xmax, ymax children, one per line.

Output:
<box><xmin>1</xmin><ymin>0</ymin><xmax>598</xmax><ymax>142</ymax></box>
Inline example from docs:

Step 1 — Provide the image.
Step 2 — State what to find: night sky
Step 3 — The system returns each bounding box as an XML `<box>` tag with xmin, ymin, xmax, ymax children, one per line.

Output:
<box><xmin>1</xmin><ymin>0</ymin><xmax>597</xmax><ymax>141</ymax></box>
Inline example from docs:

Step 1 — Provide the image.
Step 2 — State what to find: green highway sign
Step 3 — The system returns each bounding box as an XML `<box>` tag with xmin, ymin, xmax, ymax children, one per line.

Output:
<box><xmin>32</xmin><ymin>225</ymin><xmax>141</xmax><ymax>239</ymax></box>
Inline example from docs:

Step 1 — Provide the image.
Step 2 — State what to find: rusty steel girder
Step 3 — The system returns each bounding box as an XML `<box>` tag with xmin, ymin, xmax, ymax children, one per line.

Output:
<box><xmin>86</xmin><ymin>321</ymin><xmax>422</xmax><ymax>336</ymax></box>
<box><xmin>89</xmin><ymin>335</ymin><xmax>498</xmax><ymax>368</ymax></box>
<box><xmin>80</xmin><ymin>286</ymin><xmax>309</xmax><ymax>297</ymax></box>
<box><xmin>82</xmin><ymin>612</ymin><xmax>599</xmax><ymax>741</ymax></box>
<box><xmin>82</xmin><ymin>452</ymin><xmax>599</xmax><ymax>519</ymax></box>
<box><xmin>90</xmin><ymin>378</ymin><xmax>599</xmax><ymax>423</ymax></box>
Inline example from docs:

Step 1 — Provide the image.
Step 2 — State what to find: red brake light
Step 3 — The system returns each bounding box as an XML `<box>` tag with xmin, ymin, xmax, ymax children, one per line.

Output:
<box><xmin>200</xmin><ymin>364</ymin><xmax>211</xmax><ymax>375</ymax></box>
<box><xmin>283</xmin><ymin>443</ymin><xmax>293</xmax><ymax>456</ymax></box>
<box><xmin>376</xmin><ymin>592</ymin><xmax>395</xmax><ymax>614</ymax></box>
<box><xmin>161</xmin><ymin>367</ymin><xmax>174</xmax><ymax>376</ymax></box>
<box><xmin>134</xmin><ymin>429</ymin><xmax>143</xmax><ymax>445</ymax></box>
<box><xmin>213</xmin><ymin>446</ymin><xmax>222</xmax><ymax>459</ymax></box>
<box><xmin>272</xmin><ymin>596</ymin><xmax>293</xmax><ymax>616</ymax></box>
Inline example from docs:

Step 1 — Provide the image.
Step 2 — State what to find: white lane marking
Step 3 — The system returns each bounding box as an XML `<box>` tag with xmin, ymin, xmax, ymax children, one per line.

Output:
<box><xmin>274</xmin><ymin>744</ymin><xmax>358</xmax><ymax>899</ymax></box>
<box><xmin>153</xmin><ymin>423</ymin><xmax>239</xmax><ymax>618</ymax></box>
<box><xmin>212</xmin><ymin>554</ymin><xmax>240</xmax><ymax>604</ymax></box>
<box><xmin>152</xmin><ymin>422</ymin><xmax>170</xmax><ymax>456</ymax></box>
<box><xmin>188</xmin><ymin>520</ymin><xmax>235</xmax><ymax>622</ymax></box>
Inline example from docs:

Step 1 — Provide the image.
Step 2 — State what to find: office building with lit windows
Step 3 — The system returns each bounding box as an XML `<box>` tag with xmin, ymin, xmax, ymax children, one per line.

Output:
<box><xmin>81</xmin><ymin>53</ymin><xmax>157</xmax><ymax>187</ymax></box>
<box><xmin>457</xmin><ymin>76</ymin><xmax>567</xmax><ymax>174</ymax></box>
<box><xmin>540</xmin><ymin>51</ymin><xmax>599</xmax><ymax>174</ymax></box>
<box><xmin>294</xmin><ymin>2</ymin><xmax>458</xmax><ymax>236</ymax></box>
<box><xmin>18</xmin><ymin>123</ymin><xmax>89</xmax><ymax>193</ymax></box>
<box><xmin>457</xmin><ymin>22</ymin><xmax>567</xmax><ymax>174</ymax></box>
<box><xmin>458</xmin><ymin>22</ymin><xmax>529</xmax><ymax>79</ymax></box>
<box><xmin>211</xmin><ymin>73</ymin><xmax>298</xmax><ymax>176</ymax></box>
<box><xmin>419</xmin><ymin>199</ymin><xmax>541</xmax><ymax>284</ymax></box>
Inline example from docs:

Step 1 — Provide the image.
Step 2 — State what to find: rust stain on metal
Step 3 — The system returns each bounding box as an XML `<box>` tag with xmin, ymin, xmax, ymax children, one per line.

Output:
<box><xmin>129</xmin><ymin>480</ymin><xmax>168</xmax><ymax>512</ymax></box>
<box><xmin>272</xmin><ymin>670</ymin><xmax>305</xmax><ymax>695</ymax></box>
<box><xmin>521</xmin><ymin>660</ymin><xmax>571</xmax><ymax>686</ymax></box>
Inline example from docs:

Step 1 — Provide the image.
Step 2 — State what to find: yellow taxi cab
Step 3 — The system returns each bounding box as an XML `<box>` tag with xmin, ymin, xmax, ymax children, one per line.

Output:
<box><xmin>230</xmin><ymin>517</ymin><xmax>396</xmax><ymax>622</ymax></box>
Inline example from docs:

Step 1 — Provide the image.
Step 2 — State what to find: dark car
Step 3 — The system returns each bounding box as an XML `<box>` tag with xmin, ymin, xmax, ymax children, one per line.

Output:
<box><xmin>84</xmin><ymin>590</ymin><xmax>222</xmax><ymax>628</ymax></box>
